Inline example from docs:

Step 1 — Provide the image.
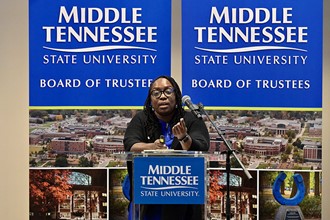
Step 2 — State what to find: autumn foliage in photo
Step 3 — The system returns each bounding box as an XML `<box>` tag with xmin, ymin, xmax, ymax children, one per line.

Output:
<box><xmin>30</xmin><ymin>169</ymin><xmax>72</xmax><ymax>219</ymax></box>
<box><xmin>208</xmin><ymin>170</ymin><xmax>223</xmax><ymax>204</ymax></box>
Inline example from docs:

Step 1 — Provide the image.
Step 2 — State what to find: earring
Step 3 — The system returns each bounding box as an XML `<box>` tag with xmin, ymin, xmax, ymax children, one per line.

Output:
<box><xmin>175</xmin><ymin>104</ymin><xmax>178</xmax><ymax>108</ymax></box>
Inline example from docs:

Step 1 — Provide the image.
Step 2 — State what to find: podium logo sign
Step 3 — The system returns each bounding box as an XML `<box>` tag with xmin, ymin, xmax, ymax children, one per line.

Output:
<box><xmin>133</xmin><ymin>157</ymin><xmax>205</xmax><ymax>204</ymax></box>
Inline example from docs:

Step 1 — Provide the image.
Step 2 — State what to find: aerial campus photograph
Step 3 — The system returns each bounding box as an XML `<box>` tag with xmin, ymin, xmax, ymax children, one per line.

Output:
<box><xmin>29</xmin><ymin>109</ymin><xmax>322</xmax><ymax>170</ymax></box>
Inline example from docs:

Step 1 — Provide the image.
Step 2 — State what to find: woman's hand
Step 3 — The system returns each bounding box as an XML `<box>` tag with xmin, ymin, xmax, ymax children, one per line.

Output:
<box><xmin>130</xmin><ymin>138</ymin><xmax>167</xmax><ymax>152</ymax></box>
<box><xmin>153</xmin><ymin>138</ymin><xmax>167</xmax><ymax>149</ymax></box>
<box><xmin>172</xmin><ymin>118</ymin><xmax>187</xmax><ymax>140</ymax></box>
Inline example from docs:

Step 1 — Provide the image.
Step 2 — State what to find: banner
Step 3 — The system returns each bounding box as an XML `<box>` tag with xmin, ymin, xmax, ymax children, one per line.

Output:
<box><xmin>182</xmin><ymin>0</ymin><xmax>322</xmax><ymax>108</ymax></box>
<box><xmin>29</xmin><ymin>0</ymin><xmax>171</xmax><ymax>107</ymax></box>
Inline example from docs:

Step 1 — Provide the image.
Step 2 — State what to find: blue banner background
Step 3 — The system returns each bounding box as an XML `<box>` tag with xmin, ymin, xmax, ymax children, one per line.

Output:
<box><xmin>182</xmin><ymin>0</ymin><xmax>322</xmax><ymax>108</ymax></box>
<box><xmin>29</xmin><ymin>0</ymin><xmax>171</xmax><ymax>106</ymax></box>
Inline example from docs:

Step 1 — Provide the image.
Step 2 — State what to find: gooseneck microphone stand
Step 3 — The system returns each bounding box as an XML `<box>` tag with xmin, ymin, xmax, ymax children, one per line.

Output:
<box><xmin>197</xmin><ymin>103</ymin><xmax>253</xmax><ymax>220</ymax></box>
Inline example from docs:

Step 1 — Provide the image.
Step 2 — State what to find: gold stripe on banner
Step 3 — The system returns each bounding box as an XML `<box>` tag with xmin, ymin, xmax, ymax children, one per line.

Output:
<box><xmin>28</xmin><ymin>106</ymin><xmax>144</xmax><ymax>110</ymax></box>
<box><xmin>28</xmin><ymin>106</ymin><xmax>322</xmax><ymax>111</ymax></box>
<box><xmin>202</xmin><ymin>107</ymin><xmax>322</xmax><ymax>111</ymax></box>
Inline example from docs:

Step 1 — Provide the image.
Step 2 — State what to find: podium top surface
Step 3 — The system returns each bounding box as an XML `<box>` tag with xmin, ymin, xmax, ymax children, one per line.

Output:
<box><xmin>113</xmin><ymin>150</ymin><xmax>209</xmax><ymax>161</ymax></box>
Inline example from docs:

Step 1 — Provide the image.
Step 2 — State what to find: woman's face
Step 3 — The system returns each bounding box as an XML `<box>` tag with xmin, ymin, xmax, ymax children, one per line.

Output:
<box><xmin>150</xmin><ymin>78</ymin><xmax>177</xmax><ymax>120</ymax></box>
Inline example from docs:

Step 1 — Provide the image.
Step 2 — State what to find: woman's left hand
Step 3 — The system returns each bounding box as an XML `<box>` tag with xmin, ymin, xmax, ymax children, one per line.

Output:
<box><xmin>172</xmin><ymin>118</ymin><xmax>187</xmax><ymax>140</ymax></box>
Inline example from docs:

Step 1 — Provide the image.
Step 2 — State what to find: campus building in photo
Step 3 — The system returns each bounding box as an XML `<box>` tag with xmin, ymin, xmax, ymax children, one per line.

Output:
<box><xmin>242</xmin><ymin>136</ymin><xmax>288</xmax><ymax>156</ymax></box>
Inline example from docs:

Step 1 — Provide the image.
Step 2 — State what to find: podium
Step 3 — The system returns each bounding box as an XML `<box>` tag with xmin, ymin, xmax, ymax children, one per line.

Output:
<box><xmin>129</xmin><ymin>150</ymin><xmax>208</xmax><ymax>220</ymax></box>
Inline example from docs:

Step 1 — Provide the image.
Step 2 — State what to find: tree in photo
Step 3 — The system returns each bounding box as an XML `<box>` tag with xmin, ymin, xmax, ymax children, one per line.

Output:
<box><xmin>208</xmin><ymin>170</ymin><xmax>223</xmax><ymax>204</ymax></box>
<box><xmin>30</xmin><ymin>169</ymin><xmax>72</xmax><ymax>219</ymax></box>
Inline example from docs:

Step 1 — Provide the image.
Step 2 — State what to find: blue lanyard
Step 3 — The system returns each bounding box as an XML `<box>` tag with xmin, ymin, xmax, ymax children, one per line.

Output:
<box><xmin>159</xmin><ymin>120</ymin><xmax>174</xmax><ymax>148</ymax></box>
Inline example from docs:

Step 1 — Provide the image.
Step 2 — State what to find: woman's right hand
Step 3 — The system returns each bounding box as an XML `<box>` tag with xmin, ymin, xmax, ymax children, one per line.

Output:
<box><xmin>153</xmin><ymin>138</ymin><xmax>167</xmax><ymax>149</ymax></box>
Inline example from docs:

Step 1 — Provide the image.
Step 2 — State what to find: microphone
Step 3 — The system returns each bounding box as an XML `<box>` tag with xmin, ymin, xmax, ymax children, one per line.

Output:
<box><xmin>182</xmin><ymin>95</ymin><xmax>202</xmax><ymax>119</ymax></box>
